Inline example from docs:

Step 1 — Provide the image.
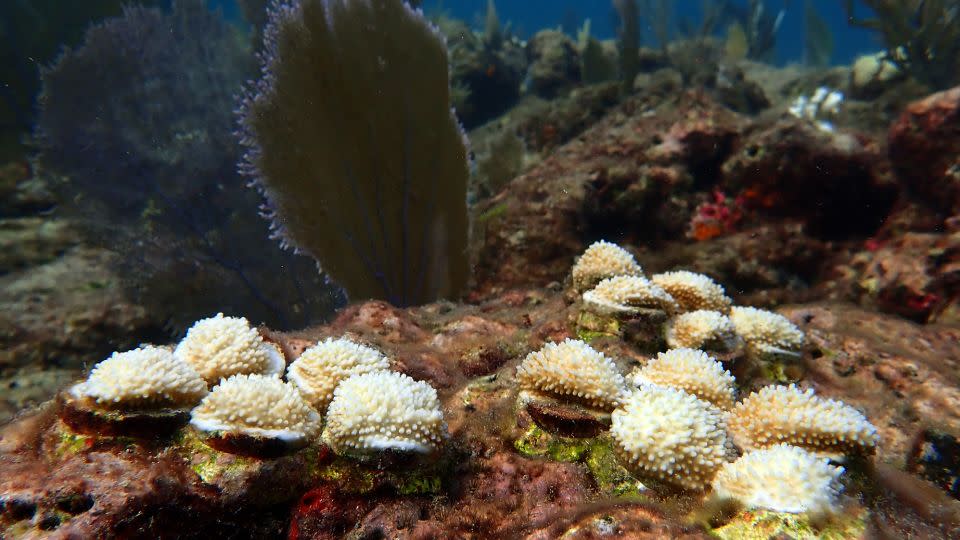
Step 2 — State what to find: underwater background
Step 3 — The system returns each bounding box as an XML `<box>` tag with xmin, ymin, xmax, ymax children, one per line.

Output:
<box><xmin>2</xmin><ymin>0</ymin><xmax>960</xmax><ymax>538</ymax></box>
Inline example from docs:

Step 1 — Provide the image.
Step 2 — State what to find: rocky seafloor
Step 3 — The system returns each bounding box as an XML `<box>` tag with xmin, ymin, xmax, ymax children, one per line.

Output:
<box><xmin>3</xmin><ymin>42</ymin><xmax>960</xmax><ymax>539</ymax></box>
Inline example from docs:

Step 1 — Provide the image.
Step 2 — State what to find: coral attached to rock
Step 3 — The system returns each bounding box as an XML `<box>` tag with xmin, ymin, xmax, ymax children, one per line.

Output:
<box><xmin>726</xmin><ymin>384</ymin><xmax>879</xmax><ymax>456</ymax></box>
<box><xmin>610</xmin><ymin>385</ymin><xmax>730</xmax><ymax>490</ymax></box>
<box><xmin>174</xmin><ymin>313</ymin><xmax>285</xmax><ymax>384</ymax></box>
<box><xmin>571</xmin><ymin>241</ymin><xmax>642</xmax><ymax>292</ymax></box>
<box><xmin>650</xmin><ymin>271</ymin><xmax>732</xmax><ymax>313</ymax></box>
<box><xmin>711</xmin><ymin>444</ymin><xmax>844</xmax><ymax>515</ymax></box>
<box><xmin>665</xmin><ymin>310</ymin><xmax>742</xmax><ymax>352</ymax></box>
<box><xmin>582</xmin><ymin>275</ymin><xmax>678</xmax><ymax>317</ymax></box>
<box><xmin>516</xmin><ymin>339</ymin><xmax>628</xmax><ymax>412</ymax></box>
<box><xmin>629</xmin><ymin>348</ymin><xmax>736</xmax><ymax>410</ymax></box>
<box><xmin>322</xmin><ymin>371</ymin><xmax>446</xmax><ymax>455</ymax></box>
<box><xmin>190</xmin><ymin>373</ymin><xmax>321</xmax><ymax>453</ymax></box>
<box><xmin>729</xmin><ymin>306</ymin><xmax>805</xmax><ymax>359</ymax></box>
<box><xmin>70</xmin><ymin>345</ymin><xmax>207</xmax><ymax>409</ymax></box>
<box><xmin>286</xmin><ymin>337</ymin><xmax>389</xmax><ymax>413</ymax></box>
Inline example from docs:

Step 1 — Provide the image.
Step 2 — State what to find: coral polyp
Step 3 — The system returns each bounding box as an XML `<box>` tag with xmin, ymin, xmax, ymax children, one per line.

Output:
<box><xmin>322</xmin><ymin>371</ymin><xmax>446</xmax><ymax>456</ymax></box>
<box><xmin>650</xmin><ymin>271</ymin><xmax>732</xmax><ymax>313</ymax></box>
<box><xmin>610</xmin><ymin>385</ymin><xmax>731</xmax><ymax>490</ymax></box>
<box><xmin>582</xmin><ymin>275</ymin><xmax>678</xmax><ymax>316</ymax></box>
<box><xmin>711</xmin><ymin>444</ymin><xmax>844</xmax><ymax>515</ymax></box>
<box><xmin>629</xmin><ymin>348</ymin><xmax>737</xmax><ymax>409</ymax></box>
<box><xmin>726</xmin><ymin>384</ymin><xmax>879</xmax><ymax>456</ymax></box>
<box><xmin>190</xmin><ymin>373</ymin><xmax>322</xmax><ymax>457</ymax></box>
<box><xmin>286</xmin><ymin>337</ymin><xmax>390</xmax><ymax>413</ymax></box>
<box><xmin>174</xmin><ymin>313</ymin><xmax>286</xmax><ymax>385</ymax></box>
<box><xmin>571</xmin><ymin>241</ymin><xmax>643</xmax><ymax>292</ymax></box>
<box><xmin>516</xmin><ymin>339</ymin><xmax>628</xmax><ymax>412</ymax></box>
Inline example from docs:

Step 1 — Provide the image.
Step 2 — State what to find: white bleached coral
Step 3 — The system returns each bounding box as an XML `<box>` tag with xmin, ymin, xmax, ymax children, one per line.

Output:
<box><xmin>516</xmin><ymin>339</ymin><xmax>628</xmax><ymax>411</ymax></box>
<box><xmin>571</xmin><ymin>241</ymin><xmax>643</xmax><ymax>292</ymax></box>
<box><xmin>70</xmin><ymin>345</ymin><xmax>208</xmax><ymax>409</ymax></box>
<box><xmin>729</xmin><ymin>306</ymin><xmax>805</xmax><ymax>358</ymax></box>
<box><xmin>190</xmin><ymin>373</ymin><xmax>321</xmax><ymax>442</ymax></box>
<box><xmin>711</xmin><ymin>444</ymin><xmax>844</xmax><ymax>514</ymax></box>
<box><xmin>650</xmin><ymin>271</ymin><xmax>732</xmax><ymax>313</ymax></box>
<box><xmin>629</xmin><ymin>348</ymin><xmax>736</xmax><ymax>409</ymax></box>
<box><xmin>611</xmin><ymin>385</ymin><xmax>730</xmax><ymax>490</ymax></box>
<box><xmin>665</xmin><ymin>310</ymin><xmax>742</xmax><ymax>351</ymax></box>
<box><xmin>286</xmin><ymin>337</ymin><xmax>390</xmax><ymax>413</ymax></box>
<box><xmin>174</xmin><ymin>313</ymin><xmax>285</xmax><ymax>384</ymax></box>
<box><xmin>726</xmin><ymin>384</ymin><xmax>879</xmax><ymax>455</ymax></box>
<box><xmin>582</xmin><ymin>275</ymin><xmax>678</xmax><ymax>316</ymax></box>
<box><xmin>322</xmin><ymin>371</ymin><xmax>446</xmax><ymax>455</ymax></box>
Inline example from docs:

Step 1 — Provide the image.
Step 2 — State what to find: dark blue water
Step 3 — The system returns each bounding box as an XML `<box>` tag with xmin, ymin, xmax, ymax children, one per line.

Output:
<box><xmin>420</xmin><ymin>0</ymin><xmax>881</xmax><ymax>66</ymax></box>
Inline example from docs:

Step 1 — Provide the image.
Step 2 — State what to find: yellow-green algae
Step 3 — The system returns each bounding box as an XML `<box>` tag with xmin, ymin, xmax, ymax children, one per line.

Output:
<box><xmin>174</xmin><ymin>428</ymin><xmax>262</xmax><ymax>484</ymax></box>
<box><xmin>576</xmin><ymin>311</ymin><xmax>623</xmax><ymax>342</ymax></box>
<box><xmin>51</xmin><ymin>421</ymin><xmax>138</xmax><ymax>460</ymax></box>
<box><xmin>711</xmin><ymin>508</ymin><xmax>867</xmax><ymax>540</ymax></box>
<box><xmin>514</xmin><ymin>424</ymin><xmax>645</xmax><ymax>498</ymax></box>
<box><xmin>318</xmin><ymin>455</ymin><xmax>445</xmax><ymax>496</ymax></box>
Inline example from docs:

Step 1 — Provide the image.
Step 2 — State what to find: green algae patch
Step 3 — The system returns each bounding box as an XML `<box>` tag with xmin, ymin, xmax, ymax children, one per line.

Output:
<box><xmin>576</xmin><ymin>311</ymin><xmax>622</xmax><ymax>342</ymax></box>
<box><xmin>477</xmin><ymin>202</ymin><xmax>509</xmax><ymax>223</ymax></box>
<box><xmin>52</xmin><ymin>428</ymin><xmax>92</xmax><ymax>459</ymax></box>
<box><xmin>514</xmin><ymin>426</ymin><xmax>646</xmax><ymax>498</ymax></box>
<box><xmin>514</xmin><ymin>424</ymin><xmax>591</xmax><ymax>462</ymax></box>
<box><xmin>176</xmin><ymin>428</ymin><xmax>256</xmax><ymax>484</ymax></box>
<box><xmin>584</xmin><ymin>438</ymin><xmax>646</xmax><ymax>498</ymax></box>
<box><xmin>711</xmin><ymin>508</ymin><xmax>867</xmax><ymax>540</ymax></box>
<box><xmin>318</xmin><ymin>454</ymin><xmax>446</xmax><ymax>496</ymax></box>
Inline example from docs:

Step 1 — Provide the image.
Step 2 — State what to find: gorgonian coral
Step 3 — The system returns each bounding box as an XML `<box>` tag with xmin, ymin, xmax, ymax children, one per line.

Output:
<box><xmin>238</xmin><ymin>0</ymin><xmax>470</xmax><ymax>306</ymax></box>
<box><xmin>36</xmin><ymin>0</ymin><xmax>340</xmax><ymax>331</ymax></box>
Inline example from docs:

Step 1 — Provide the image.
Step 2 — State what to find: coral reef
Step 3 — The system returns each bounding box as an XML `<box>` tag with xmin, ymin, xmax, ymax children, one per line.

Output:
<box><xmin>582</xmin><ymin>275</ymin><xmax>678</xmax><ymax>316</ymax></box>
<box><xmin>650</xmin><ymin>270</ymin><xmax>733</xmax><ymax>313</ymax></box>
<box><xmin>571</xmin><ymin>240</ymin><xmax>643</xmax><ymax>292</ymax></box>
<box><xmin>240</xmin><ymin>0</ymin><xmax>469</xmax><ymax>306</ymax></box>
<box><xmin>729</xmin><ymin>306</ymin><xmax>805</xmax><ymax>360</ymax></box>
<box><xmin>665</xmin><ymin>310</ymin><xmax>742</xmax><ymax>352</ymax></box>
<box><xmin>516</xmin><ymin>339</ymin><xmax>627</xmax><ymax>412</ymax></box>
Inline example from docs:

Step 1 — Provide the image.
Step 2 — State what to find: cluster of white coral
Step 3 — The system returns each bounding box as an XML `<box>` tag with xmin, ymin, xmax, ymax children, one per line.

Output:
<box><xmin>571</xmin><ymin>241</ymin><xmax>643</xmax><ymax>292</ymax></box>
<box><xmin>70</xmin><ymin>345</ymin><xmax>208</xmax><ymax>409</ymax></box>
<box><xmin>650</xmin><ymin>271</ymin><xmax>732</xmax><ymax>313</ymax></box>
<box><xmin>174</xmin><ymin>313</ymin><xmax>285</xmax><ymax>384</ymax></box>
<box><xmin>582</xmin><ymin>275</ymin><xmax>678</xmax><ymax>316</ymax></box>
<box><xmin>629</xmin><ymin>348</ymin><xmax>736</xmax><ymax>409</ymax></box>
<box><xmin>726</xmin><ymin>384</ymin><xmax>879</xmax><ymax>455</ymax></box>
<box><xmin>190</xmin><ymin>373</ymin><xmax>322</xmax><ymax>443</ymax></box>
<box><xmin>516</xmin><ymin>339</ymin><xmax>628</xmax><ymax>411</ymax></box>
<box><xmin>665</xmin><ymin>310</ymin><xmax>741</xmax><ymax>351</ymax></box>
<box><xmin>729</xmin><ymin>306</ymin><xmax>805</xmax><ymax>358</ymax></box>
<box><xmin>322</xmin><ymin>371</ymin><xmax>446</xmax><ymax>455</ymax></box>
<box><xmin>712</xmin><ymin>444</ymin><xmax>844</xmax><ymax>514</ymax></box>
<box><xmin>611</xmin><ymin>385</ymin><xmax>730</xmax><ymax>490</ymax></box>
<box><xmin>286</xmin><ymin>337</ymin><xmax>390</xmax><ymax>413</ymax></box>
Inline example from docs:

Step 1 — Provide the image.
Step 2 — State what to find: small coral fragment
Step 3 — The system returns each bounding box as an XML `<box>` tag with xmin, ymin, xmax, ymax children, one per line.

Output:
<box><xmin>711</xmin><ymin>444</ymin><xmax>844</xmax><ymax>514</ymax></box>
<box><xmin>190</xmin><ymin>373</ymin><xmax>322</xmax><ymax>450</ymax></box>
<box><xmin>651</xmin><ymin>271</ymin><xmax>732</xmax><ymax>313</ymax></box>
<box><xmin>582</xmin><ymin>275</ymin><xmax>678</xmax><ymax>317</ymax></box>
<box><xmin>629</xmin><ymin>348</ymin><xmax>736</xmax><ymax>409</ymax></box>
<box><xmin>610</xmin><ymin>385</ymin><xmax>730</xmax><ymax>490</ymax></box>
<box><xmin>70</xmin><ymin>345</ymin><xmax>207</xmax><ymax>409</ymax></box>
<box><xmin>516</xmin><ymin>339</ymin><xmax>628</xmax><ymax>412</ymax></box>
<box><xmin>729</xmin><ymin>306</ymin><xmax>805</xmax><ymax>359</ymax></box>
<box><xmin>174</xmin><ymin>313</ymin><xmax>285</xmax><ymax>384</ymax></box>
<box><xmin>571</xmin><ymin>241</ymin><xmax>643</xmax><ymax>292</ymax></box>
<box><xmin>726</xmin><ymin>384</ymin><xmax>879</xmax><ymax>456</ymax></box>
<box><xmin>322</xmin><ymin>371</ymin><xmax>446</xmax><ymax>455</ymax></box>
<box><xmin>286</xmin><ymin>337</ymin><xmax>390</xmax><ymax>413</ymax></box>
<box><xmin>665</xmin><ymin>310</ymin><xmax>742</xmax><ymax>352</ymax></box>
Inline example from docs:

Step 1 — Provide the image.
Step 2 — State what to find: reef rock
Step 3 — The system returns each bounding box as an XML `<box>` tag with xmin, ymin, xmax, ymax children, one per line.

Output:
<box><xmin>888</xmin><ymin>86</ymin><xmax>960</xmax><ymax>216</ymax></box>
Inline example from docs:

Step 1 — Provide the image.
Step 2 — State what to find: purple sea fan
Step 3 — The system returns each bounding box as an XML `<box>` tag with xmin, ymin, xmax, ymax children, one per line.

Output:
<box><xmin>37</xmin><ymin>0</ymin><xmax>342</xmax><ymax>331</ymax></box>
<box><xmin>238</xmin><ymin>0</ymin><xmax>471</xmax><ymax>307</ymax></box>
